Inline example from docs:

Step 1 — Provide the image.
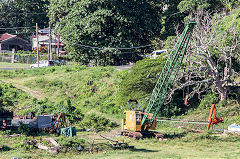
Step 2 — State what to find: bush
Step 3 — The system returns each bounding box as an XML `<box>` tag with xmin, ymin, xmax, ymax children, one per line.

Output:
<box><xmin>119</xmin><ymin>55</ymin><xmax>167</xmax><ymax>108</ymax></box>
<box><xmin>18</xmin><ymin>122</ymin><xmax>34</xmax><ymax>136</ymax></box>
<box><xmin>16</xmin><ymin>50</ymin><xmax>34</xmax><ymax>55</ymax></box>
<box><xmin>199</xmin><ymin>92</ymin><xmax>218</xmax><ymax>109</ymax></box>
<box><xmin>0</xmin><ymin>145</ymin><xmax>11</xmax><ymax>151</ymax></box>
<box><xmin>78</xmin><ymin>113</ymin><xmax>118</xmax><ymax>131</ymax></box>
<box><xmin>0</xmin><ymin>83</ymin><xmax>30</xmax><ymax>110</ymax></box>
<box><xmin>56</xmin><ymin>136</ymin><xmax>85</xmax><ymax>147</ymax></box>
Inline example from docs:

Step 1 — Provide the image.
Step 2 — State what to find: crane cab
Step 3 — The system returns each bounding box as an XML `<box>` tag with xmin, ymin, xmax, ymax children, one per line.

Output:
<box><xmin>121</xmin><ymin>110</ymin><xmax>157</xmax><ymax>131</ymax></box>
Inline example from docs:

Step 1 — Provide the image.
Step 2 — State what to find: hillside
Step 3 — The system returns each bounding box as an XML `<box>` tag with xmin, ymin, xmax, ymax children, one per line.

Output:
<box><xmin>1</xmin><ymin>65</ymin><xmax>240</xmax><ymax>159</ymax></box>
<box><xmin>0</xmin><ymin>66</ymin><xmax>123</xmax><ymax>118</ymax></box>
<box><xmin>1</xmin><ymin>0</ymin><xmax>240</xmax><ymax>158</ymax></box>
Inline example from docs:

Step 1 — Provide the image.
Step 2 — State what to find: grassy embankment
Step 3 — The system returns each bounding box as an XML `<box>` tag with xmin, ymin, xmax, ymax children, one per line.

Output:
<box><xmin>0</xmin><ymin>65</ymin><xmax>240</xmax><ymax>158</ymax></box>
<box><xmin>0</xmin><ymin>65</ymin><xmax>123</xmax><ymax>119</ymax></box>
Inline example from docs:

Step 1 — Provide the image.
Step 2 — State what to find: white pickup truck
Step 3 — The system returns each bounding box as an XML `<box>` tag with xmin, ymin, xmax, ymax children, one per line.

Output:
<box><xmin>30</xmin><ymin>60</ymin><xmax>54</xmax><ymax>68</ymax></box>
<box><xmin>150</xmin><ymin>49</ymin><xmax>168</xmax><ymax>59</ymax></box>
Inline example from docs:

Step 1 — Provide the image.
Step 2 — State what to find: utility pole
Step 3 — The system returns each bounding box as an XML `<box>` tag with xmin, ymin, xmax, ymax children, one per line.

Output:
<box><xmin>57</xmin><ymin>35</ymin><xmax>60</xmax><ymax>56</ymax></box>
<box><xmin>50</xmin><ymin>22</ymin><xmax>52</xmax><ymax>61</ymax></box>
<box><xmin>36</xmin><ymin>23</ymin><xmax>39</xmax><ymax>68</ymax></box>
<box><xmin>48</xmin><ymin>22</ymin><xmax>52</xmax><ymax>65</ymax></box>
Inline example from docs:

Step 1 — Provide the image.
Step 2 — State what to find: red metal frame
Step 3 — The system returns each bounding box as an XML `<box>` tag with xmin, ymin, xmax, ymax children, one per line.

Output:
<box><xmin>207</xmin><ymin>104</ymin><xmax>223</xmax><ymax>130</ymax></box>
<box><xmin>53</xmin><ymin>113</ymin><xmax>66</xmax><ymax>129</ymax></box>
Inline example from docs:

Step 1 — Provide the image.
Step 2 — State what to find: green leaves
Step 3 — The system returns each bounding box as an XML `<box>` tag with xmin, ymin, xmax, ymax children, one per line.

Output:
<box><xmin>48</xmin><ymin>0</ymin><xmax>163</xmax><ymax>65</ymax></box>
<box><xmin>0</xmin><ymin>0</ymin><xmax>48</xmax><ymax>40</ymax></box>
<box><xmin>177</xmin><ymin>0</ymin><xmax>223</xmax><ymax>13</ymax></box>
<box><xmin>119</xmin><ymin>56</ymin><xmax>167</xmax><ymax>106</ymax></box>
<box><xmin>78</xmin><ymin>113</ymin><xmax>118</xmax><ymax>131</ymax></box>
<box><xmin>0</xmin><ymin>83</ymin><xmax>29</xmax><ymax>111</ymax></box>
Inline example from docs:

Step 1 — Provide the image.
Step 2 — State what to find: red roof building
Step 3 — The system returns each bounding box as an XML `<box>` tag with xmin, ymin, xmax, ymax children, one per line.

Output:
<box><xmin>0</xmin><ymin>33</ymin><xmax>31</xmax><ymax>53</ymax></box>
<box><xmin>0</xmin><ymin>33</ymin><xmax>16</xmax><ymax>42</ymax></box>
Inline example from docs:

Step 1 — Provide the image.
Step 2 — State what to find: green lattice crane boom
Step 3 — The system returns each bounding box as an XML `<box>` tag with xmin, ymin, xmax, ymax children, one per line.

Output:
<box><xmin>141</xmin><ymin>21</ymin><xmax>196</xmax><ymax>129</ymax></box>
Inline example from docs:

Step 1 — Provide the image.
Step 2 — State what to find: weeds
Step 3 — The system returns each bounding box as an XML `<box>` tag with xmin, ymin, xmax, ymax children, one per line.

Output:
<box><xmin>78</xmin><ymin>113</ymin><xmax>118</xmax><ymax>131</ymax></box>
<box><xmin>18</xmin><ymin>122</ymin><xmax>37</xmax><ymax>136</ymax></box>
<box><xmin>56</xmin><ymin>136</ymin><xmax>85</xmax><ymax>148</ymax></box>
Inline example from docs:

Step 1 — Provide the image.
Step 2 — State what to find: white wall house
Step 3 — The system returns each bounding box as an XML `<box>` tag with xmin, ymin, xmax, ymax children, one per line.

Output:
<box><xmin>31</xmin><ymin>28</ymin><xmax>66</xmax><ymax>55</ymax></box>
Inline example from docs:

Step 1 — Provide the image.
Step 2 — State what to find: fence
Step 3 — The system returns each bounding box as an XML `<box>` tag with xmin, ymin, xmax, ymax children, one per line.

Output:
<box><xmin>0</xmin><ymin>53</ymin><xmax>37</xmax><ymax>64</ymax></box>
<box><xmin>0</xmin><ymin>50</ymin><xmax>13</xmax><ymax>54</ymax></box>
<box><xmin>0</xmin><ymin>53</ymin><xmax>69</xmax><ymax>64</ymax></box>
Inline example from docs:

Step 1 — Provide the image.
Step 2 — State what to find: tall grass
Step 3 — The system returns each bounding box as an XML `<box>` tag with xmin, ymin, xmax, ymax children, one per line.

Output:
<box><xmin>0</xmin><ymin>65</ymin><xmax>124</xmax><ymax>118</ymax></box>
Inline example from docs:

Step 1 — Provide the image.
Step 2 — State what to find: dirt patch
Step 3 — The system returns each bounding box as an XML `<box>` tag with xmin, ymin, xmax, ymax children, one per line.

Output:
<box><xmin>2</xmin><ymin>79</ymin><xmax>44</xmax><ymax>100</ymax></box>
<box><xmin>19</xmin><ymin>86</ymin><xmax>44</xmax><ymax>100</ymax></box>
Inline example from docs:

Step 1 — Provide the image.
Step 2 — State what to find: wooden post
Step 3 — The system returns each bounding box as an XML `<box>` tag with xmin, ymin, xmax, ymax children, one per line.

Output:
<box><xmin>49</xmin><ymin>22</ymin><xmax>52</xmax><ymax>62</ymax></box>
<box><xmin>36</xmin><ymin>23</ymin><xmax>39</xmax><ymax>68</ymax></box>
<box><xmin>27</xmin><ymin>55</ymin><xmax>29</xmax><ymax>64</ymax></box>
<box><xmin>57</xmin><ymin>35</ymin><xmax>60</xmax><ymax>56</ymax></box>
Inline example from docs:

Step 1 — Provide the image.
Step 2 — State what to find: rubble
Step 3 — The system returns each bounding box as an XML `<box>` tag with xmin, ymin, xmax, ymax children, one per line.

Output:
<box><xmin>99</xmin><ymin>134</ymin><xmax>134</xmax><ymax>150</ymax></box>
<box><xmin>25</xmin><ymin>138</ymin><xmax>60</xmax><ymax>154</ymax></box>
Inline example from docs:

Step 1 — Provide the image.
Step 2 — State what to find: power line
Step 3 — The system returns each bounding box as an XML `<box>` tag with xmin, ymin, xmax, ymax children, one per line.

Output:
<box><xmin>0</xmin><ymin>12</ymin><xmax>47</xmax><ymax>15</ymax></box>
<box><xmin>64</xmin><ymin>40</ymin><xmax>153</xmax><ymax>50</ymax></box>
<box><xmin>0</xmin><ymin>26</ymin><xmax>35</xmax><ymax>30</ymax></box>
<box><xmin>0</xmin><ymin>25</ymin><xmax>154</xmax><ymax>51</ymax></box>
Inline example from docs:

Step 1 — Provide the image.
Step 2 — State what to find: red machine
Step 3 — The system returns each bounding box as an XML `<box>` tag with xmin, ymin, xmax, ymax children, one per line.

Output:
<box><xmin>45</xmin><ymin>113</ymin><xmax>67</xmax><ymax>133</ymax></box>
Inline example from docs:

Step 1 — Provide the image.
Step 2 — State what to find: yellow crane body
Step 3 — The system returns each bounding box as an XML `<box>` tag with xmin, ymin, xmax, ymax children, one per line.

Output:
<box><xmin>121</xmin><ymin>110</ymin><xmax>156</xmax><ymax>131</ymax></box>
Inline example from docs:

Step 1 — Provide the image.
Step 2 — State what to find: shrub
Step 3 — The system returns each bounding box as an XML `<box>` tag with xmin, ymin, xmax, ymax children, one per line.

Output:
<box><xmin>119</xmin><ymin>55</ymin><xmax>167</xmax><ymax>108</ymax></box>
<box><xmin>73</xmin><ymin>64</ymin><xmax>87</xmax><ymax>72</ymax></box>
<box><xmin>199</xmin><ymin>92</ymin><xmax>218</xmax><ymax>109</ymax></box>
<box><xmin>0</xmin><ymin>145</ymin><xmax>11</xmax><ymax>151</ymax></box>
<box><xmin>78</xmin><ymin>113</ymin><xmax>118</xmax><ymax>131</ymax></box>
<box><xmin>0</xmin><ymin>83</ymin><xmax>30</xmax><ymax>110</ymax></box>
<box><xmin>56</xmin><ymin>136</ymin><xmax>85</xmax><ymax>147</ymax></box>
<box><xmin>18</xmin><ymin>122</ymin><xmax>34</xmax><ymax>136</ymax></box>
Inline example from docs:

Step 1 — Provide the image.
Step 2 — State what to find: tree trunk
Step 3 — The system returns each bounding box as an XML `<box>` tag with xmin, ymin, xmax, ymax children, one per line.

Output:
<box><xmin>219</xmin><ymin>90</ymin><xmax>227</xmax><ymax>101</ymax></box>
<box><xmin>217</xmin><ymin>86</ymin><xmax>228</xmax><ymax>101</ymax></box>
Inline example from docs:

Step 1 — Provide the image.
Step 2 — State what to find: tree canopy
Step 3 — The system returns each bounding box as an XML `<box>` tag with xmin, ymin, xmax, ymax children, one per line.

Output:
<box><xmin>177</xmin><ymin>0</ymin><xmax>223</xmax><ymax>13</ymax></box>
<box><xmin>48</xmin><ymin>0</ymin><xmax>165</xmax><ymax>65</ymax></box>
<box><xmin>0</xmin><ymin>0</ymin><xmax>49</xmax><ymax>35</ymax></box>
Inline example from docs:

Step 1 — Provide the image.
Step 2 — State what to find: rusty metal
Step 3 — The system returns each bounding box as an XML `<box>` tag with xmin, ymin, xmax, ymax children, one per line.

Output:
<box><xmin>44</xmin><ymin>113</ymin><xmax>67</xmax><ymax>134</ymax></box>
<box><xmin>121</xmin><ymin>130</ymin><xmax>164</xmax><ymax>140</ymax></box>
<box><xmin>99</xmin><ymin>134</ymin><xmax>134</xmax><ymax>150</ymax></box>
<box><xmin>207</xmin><ymin>104</ymin><xmax>223</xmax><ymax>130</ymax></box>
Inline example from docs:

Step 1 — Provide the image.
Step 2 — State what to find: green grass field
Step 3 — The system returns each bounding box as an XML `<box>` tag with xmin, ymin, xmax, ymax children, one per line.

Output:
<box><xmin>0</xmin><ymin>62</ymin><xmax>30</xmax><ymax>68</ymax></box>
<box><xmin>1</xmin><ymin>126</ymin><xmax>240</xmax><ymax>159</ymax></box>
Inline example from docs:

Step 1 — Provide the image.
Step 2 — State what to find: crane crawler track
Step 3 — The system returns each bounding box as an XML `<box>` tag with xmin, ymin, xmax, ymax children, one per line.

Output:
<box><xmin>121</xmin><ymin>130</ymin><xmax>163</xmax><ymax>140</ymax></box>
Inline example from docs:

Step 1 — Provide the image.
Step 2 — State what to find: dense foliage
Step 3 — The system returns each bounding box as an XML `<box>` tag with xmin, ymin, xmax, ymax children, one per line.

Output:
<box><xmin>119</xmin><ymin>55</ymin><xmax>198</xmax><ymax>116</ymax></box>
<box><xmin>78</xmin><ymin>113</ymin><xmax>118</xmax><ymax>131</ymax></box>
<box><xmin>177</xmin><ymin>0</ymin><xmax>223</xmax><ymax>13</ymax></box>
<box><xmin>0</xmin><ymin>83</ymin><xmax>29</xmax><ymax>111</ymax></box>
<box><xmin>0</xmin><ymin>0</ymin><xmax>49</xmax><ymax>37</ymax></box>
<box><xmin>119</xmin><ymin>55</ymin><xmax>166</xmax><ymax>104</ymax></box>
<box><xmin>48</xmin><ymin>0</ymin><xmax>165</xmax><ymax>65</ymax></box>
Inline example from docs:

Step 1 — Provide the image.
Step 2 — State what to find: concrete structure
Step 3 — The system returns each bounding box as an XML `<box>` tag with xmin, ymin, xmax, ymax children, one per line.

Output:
<box><xmin>12</xmin><ymin>115</ymin><xmax>52</xmax><ymax>130</ymax></box>
<box><xmin>37</xmin><ymin>115</ymin><xmax>52</xmax><ymax>130</ymax></box>
<box><xmin>12</xmin><ymin>119</ymin><xmax>37</xmax><ymax>128</ymax></box>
